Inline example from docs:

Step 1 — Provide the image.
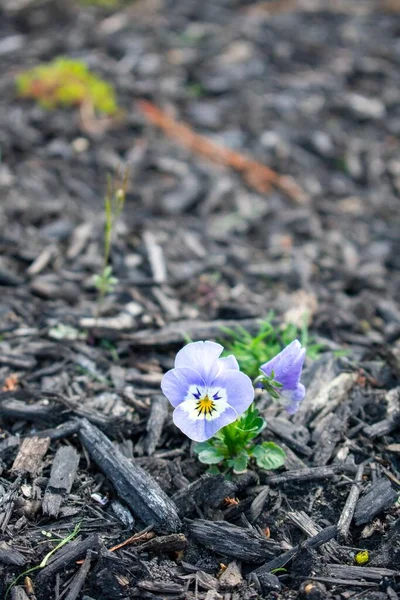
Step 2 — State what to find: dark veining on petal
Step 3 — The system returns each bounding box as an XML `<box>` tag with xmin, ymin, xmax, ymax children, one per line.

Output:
<box><xmin>195</xmin><ymin>395</ymin><xmax>216</xmax><ymax>417</ymax></box>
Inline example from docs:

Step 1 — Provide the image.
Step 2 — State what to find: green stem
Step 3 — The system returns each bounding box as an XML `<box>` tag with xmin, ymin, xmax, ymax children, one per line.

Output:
<box><xmin>221</xmin><ymin>422</ymin><xmax>240</xmax><ymax>457</ymax></box>
<box><xmin>253</xmin><ymin>374</ymin><xmax>264</xmax><ymax>386</ymax></box>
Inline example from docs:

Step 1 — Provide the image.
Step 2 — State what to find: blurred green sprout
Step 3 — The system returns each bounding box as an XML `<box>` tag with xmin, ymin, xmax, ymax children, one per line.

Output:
<box><xmin>16</xmin><ymin>57</ymin><xmax>117</xmax><ymax>115</ymax></box>
<box><xmin>94</xmin><ymin>169</ymin><xmax>129</xmax><ymax>307</ymax></box>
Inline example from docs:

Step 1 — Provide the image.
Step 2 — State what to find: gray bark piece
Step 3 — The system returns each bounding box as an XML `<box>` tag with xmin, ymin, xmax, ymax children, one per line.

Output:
<box><xmin>65</xmin><ymin>550</ymin><xmax>93</xmax><ymax>600</ymax></box>
<box><xmin>43</xmin><ymin>446</ymin><xmax>80</xmax><ymax>517</ymax></box>
<box><xmin>11</xmin><ymin>436</ymin><xmax>50</xmax><ymax>475</ymax></box>
<box><xmin>144</xmin><ymin>394</ymin><xmax>169</xmax><ymax>456</ymax></box>
<box><xmin>312</xmin><ymin>412</ymin><xmax>346</xmax><ymax>465</ymax></box>
<box><xmin>363</xmin><ymin>387</ymin><xmax>400</xmax><ymax>439</ymax></box>
<box><xmin>78</xmin><ymin>418</ymin><xmax>181</xmax><ymax>533</ymax></box>
<box><xmin>253</xmin><ymin>525</ymin><xmax>337</xmax><ymax>575</ymax></box>
<box><xmin>11</xmin><ymin>587</ymin><xmax>30</xmax><ymax>600</ymax></box>
<box><xmin>36</xmin><ymin>534</ymin><xmax>100</xmax><ymax>584</ymax></box>
<box><xmin>124</xmin><ymin>318</ymin><xmax>261</xmax><ymax>346</ymax></box>
<box><xmin>354</xmin><ymin>478</ymin><xmax>398</xmax><ymax>525</ymax></box>
<box><xmin>337</xmin><ymin>464</ymin><xmax>364</xmax><ymax>539</ymax></box>
<box><xmin>327</xmin><ymin>564</ymin><xmax>400</xmax><ymax>580</ymax></box>
<box><xmin>0</xmin><ymin>541</ymin><xmax>26</xmax><ymax>566</ymax></box>
<box><xmin>188</xmin><ymin>519</ymin><xmax>280</xmax><ymax>563</ymax></box>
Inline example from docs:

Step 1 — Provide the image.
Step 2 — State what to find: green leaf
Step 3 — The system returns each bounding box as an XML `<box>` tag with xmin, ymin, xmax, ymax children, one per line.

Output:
<box><xmin>232</xmin><ymin>452</ymin><xmax>249</xmax><ymax>474</ymax></box>
<box><xmin>207</xmin><ymin>465</ymin><xmax>220</xmax><ymax>475</ymax></box>
<box><xmin>271</xmin><ymin>567</ymin><xmax>287</xmax><ymax>574</ymax></box>
<box><xmin>193</xmin><ymin>441</ymin><xmax>212</xmax><ymax>454</ymax></box>
<box><xmin>219</xmin><ymin>312</ymin><xmax>324</xmax><ymax>379</ymax></box>
<box><xmin>252</xmin><ymin>442</ymin><xmax>286</xmax><ymax>471</ymax></box>
<box><xmin>197</xmin><ymin>446</ymin><xmax>225</xmax><ymax>465</ymax></box>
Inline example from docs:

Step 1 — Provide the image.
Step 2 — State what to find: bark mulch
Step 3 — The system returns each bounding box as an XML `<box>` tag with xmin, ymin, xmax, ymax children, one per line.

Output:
<box><xmin>0</xmin><ymin>0</ymin><xmax>400</xmax><ymax>598</ymax></box>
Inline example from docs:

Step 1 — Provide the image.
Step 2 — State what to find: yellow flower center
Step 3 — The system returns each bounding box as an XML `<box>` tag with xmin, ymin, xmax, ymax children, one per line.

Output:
<box><xmin>195</xmin><ymin>395</ymin><xmax>216</xmax><ymax>416</ymax></box>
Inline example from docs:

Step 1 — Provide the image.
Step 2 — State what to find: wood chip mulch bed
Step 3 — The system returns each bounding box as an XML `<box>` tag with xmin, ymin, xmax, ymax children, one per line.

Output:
<box><xmin>0</xmin><ymin>1</ymin><xmax>400</xmax><ymax>598</ymax></box>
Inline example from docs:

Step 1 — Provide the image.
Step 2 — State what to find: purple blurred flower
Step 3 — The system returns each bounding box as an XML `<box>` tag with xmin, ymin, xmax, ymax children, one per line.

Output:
<box><xmin>260</xmin><ymin>340</ymin><xmax>306</xmax><ymax>414</ymax></box>
<box><xmin>161</xmin><ymin>341</ymin><xmax>254</xmax><ymax>442</ymax></box>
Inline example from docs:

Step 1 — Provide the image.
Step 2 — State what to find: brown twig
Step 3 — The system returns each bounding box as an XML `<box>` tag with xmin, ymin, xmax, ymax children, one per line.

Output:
<box><xmin>108</xmin><ymin>530</ymin><xmax>155</xmax><ymax>553</ymax></box>
<box><xmin>76</xmin><ymin>529</ymin><xmax>155</xmax><ymax>565</ymax></box>
<box><xmin>137</xmin><ymin>100</ymin><xmax>308</xmax><ymax>203</ymax></box>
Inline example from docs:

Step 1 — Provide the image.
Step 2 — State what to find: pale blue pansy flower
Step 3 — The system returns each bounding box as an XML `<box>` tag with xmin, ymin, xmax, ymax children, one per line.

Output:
<box><xmin>161</xmin><ymin>341</ymin><xmax>254</xmax><ymax>442</ymax></box>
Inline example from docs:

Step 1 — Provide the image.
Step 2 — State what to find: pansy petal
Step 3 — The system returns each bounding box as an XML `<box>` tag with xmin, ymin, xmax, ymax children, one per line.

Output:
<box><xmin>213</xmin><ymin>369</ymin><xmax>254</xmax><ymax>416</ymax></box>
<box><xmin>260</xmin><ymin>340</ymin><xmax>305</xmax><ymax>389</ymax></box>
<box><xmin>161</xmin><ymin>367</ymin><xmax>205</xmax><ymax>408</ymax></box>
<box><xmin>174</xmin><ymin>341</ymin><xmax>223</xmax><ymax>383</ymax></box>
<box><xmin>173</xmin><ymin>400</ymin><xmax>237</xmax><ymax>442</ymax></box>
<box><xmin>281</xmin><ymin>383</ymin><xmax>306</xmax><ymax>415</ymax></box>
<box><xmin>218</xmin><ymin>355</ymin><xmax>240</xmax><ymax>372</ymax></box>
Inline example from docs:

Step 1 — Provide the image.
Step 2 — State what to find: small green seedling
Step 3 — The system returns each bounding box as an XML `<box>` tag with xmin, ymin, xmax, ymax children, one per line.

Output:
<box><xmin>94</xmin><ymin>169</ymin><xmax>128</xmax><ymax>310</ymax></box>
<box><xmin>16</xmin><ymin>57</ymin><xmax>117</xmax><ymax>115</ymax></box>
<box><xmin>220</xmin><ymin>312</ymin><xmax>323</xmax><ymax>379</ymax></box>
<box><xmin>6</xmin><ymin>523</ymin><xmax>81</xmax><ymax>597</ymax></box>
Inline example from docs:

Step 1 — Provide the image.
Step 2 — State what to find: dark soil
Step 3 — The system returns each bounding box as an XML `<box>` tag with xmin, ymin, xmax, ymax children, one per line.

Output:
<box><xmin>0</xmin><ymin>1</ymin><xmax>400</xmax><ymax>599</ymax></box>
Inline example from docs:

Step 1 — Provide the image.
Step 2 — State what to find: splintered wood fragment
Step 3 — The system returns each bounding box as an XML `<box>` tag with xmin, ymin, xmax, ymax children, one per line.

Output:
<box><xmin>188</xmin><ymin>520</ymin><xmax>280</xmax><ymax>563</ymax></box>
<box><xmin>124</xmin><ymin>318</ymin><xmax>261</xmax><ymax>346</ymax></box>
<box><xmin>144</xmin><ymin>395</ymin><xmax>169</xmax><ymax>456</ymax></box>
<box><xmin>300</xmin><ymin>576</ymin><xmax>376</xmax><ymax>588</ymax></box>
<box><xmin>143</xmin><ymin>231</ymin><xmax>167</xmax><ymax>284</ymax></box>
<box><xmin>312</xmin><ymin>412</ymin><xmax>346</xmax><ymax>465</ymax></box>
<box><xmin>363</xmin><ymin>387</ymin><xmax>400</xmax><ymax>439</ymax></box>
<box><xmin>364</xmin><ymin>419</ymin><xmax>399</xmax><ymax>439</ymax></box>
<box><xmin>337</xmin><ymin>464</ymin><xmax>364</xmax><ymax>540</ymax></box>
<box><xmin>137</xmin><ymin>100</ymin><xmax>307</xmax><ymax>203</ymax></box>
<box><xmin>278</xmin><ymin>442</ymin><xmax>307</xmax><ymax>470</ymax></box>
<box><xmin>138</xmin><ymin>581</ymin><xmax>185</xmax><ymax>594</ymax></box>
<box><xmin>27</xmin><ymin>245</ymin><xmax>57</xmax><ymax>276</ymax></box>
<box><xmin>308</xmin><ymin>373</ymin><xmax>356</xmax><ymax>426</ymax></box>
<box><xmin>253</xmin><ymin>525</ymin><xmax>337</xmax><ymax>575</ymax></box>
<box><xmin>65</xmin><ymin>550</ymin><xmax>93</xmax><ymax>600</ymax></box>
<box><xmin>0</xmin><ymin>398</ymin><xmax>59</xmax><ymax>423</ymax></box>
<box><xmin>249</xmin><ymin>487</ymin><xmax>270</xmax><ymax>523</ymax></box>
<box><xmin>0</xmin><ymin>353</ymin><xmax>36</xmax><ymax>369</ymax></box>
<box><xmin>173</xmin><ymin>474</ymin><xmax>236</xmax><ymax>517</ymax></box>
<box><xmin>11</xmin><ymin>436</ymin><xmax>50</xmax><ymax>475</ymax></box>
<box><xmin>34</xmin><ymin>421</ymin><xmax>81</xmax><ymax>441</ymax></box>
<box><xmin>78</xmin><ymin>418</ymin><xmax>181</xmax><ymax>532</ymax></box>
<box><xmin>266</xmin><ymin>418</ymin><xmax>312</xmax><ymax>457</ymax></box>
<box><xmin>11</xmin><ymin>587</ymin><xmax>30</xmax><ymax>600</ymax></box>
<box><xmin>0</xmin><ymin>436</ymin><xmax>20</xmax><ymax>459</ymax></box>
<box><xmin>36</xmin><ymin>534</ymin><xmax>101</xmax><ymax>583</ymax></box>
<box><xmin>67</xmin><ymin>222</ymin><xmax>92</xmax><ymax>260</ymax></box>
<box><xmin>136</xmin><ymin>533</ymin><xmax>187</xmax><ymax>554</ymax></box>
<box><xmin>219</xmin><ymin>561</ymin><xmax>242</xmax><ymax>589</ymax></box>
<box><xmin>387</xmin><ymin>444</ymin><xmax>400</xmax><ymax>454</ymax></box>
<box><xmin>42</xmin><ymin>446</ymin><xmax>80</xmax><ymax>517</ymax></box>
<box><xmin>266</xmin><ymin>464</ymin><xmax>354</xmax><ymax>485</ymax></box>
<box><xmin>386</xmin><ymin>585</ymin><xmax>399</xmax><ymax>600</ymax></box>
<box><xmin>0</xmin><ymin>542</ymin><xmax>26</xmax><ymax>566</ymax></box>
<box><xmin>287</xmin><ymin>511</ymin><xmax>338</xmax><ymax>556</ymax></box>
<box><xmin>354</xmin><ymin>478</ymin><xmax>398</xmax><ymax>526</ymax></box>
<box><xmin>327</xmin><ymin>564</ymin><xmax>400</xmax><ymax>580</ymax></box>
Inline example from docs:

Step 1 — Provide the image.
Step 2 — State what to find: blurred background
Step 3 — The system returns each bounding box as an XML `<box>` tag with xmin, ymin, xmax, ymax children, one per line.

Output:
<box><xmin>0</xmin><ymin>0</ymin><xmax>400</xmax><ymax>350</ymax></box>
